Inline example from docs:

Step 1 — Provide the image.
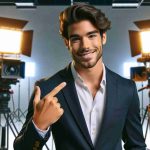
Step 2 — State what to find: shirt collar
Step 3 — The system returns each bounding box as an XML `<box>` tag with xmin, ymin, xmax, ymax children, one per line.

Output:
<box><xmin>71</xmin><ymin>61</ymin><xmax>106</xmax><ymax>89</ymax></box>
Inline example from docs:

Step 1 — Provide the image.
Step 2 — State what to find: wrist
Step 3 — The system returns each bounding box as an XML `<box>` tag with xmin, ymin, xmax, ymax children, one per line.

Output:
<box><xmin>32</xmin><ymin>117</ymin><xmax>48</xmax><ymax>130</ymax></box>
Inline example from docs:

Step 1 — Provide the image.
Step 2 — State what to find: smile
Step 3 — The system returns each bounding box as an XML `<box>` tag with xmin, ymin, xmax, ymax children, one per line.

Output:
<box><xmin>77</xmin><ymin>51</ymin><xmax>96</xmax><ymax>61</ymax></box>
<box><xmin>78</xmin><ymin>50</ymin><xmax>95</xmax><ymax>56</ymax></box>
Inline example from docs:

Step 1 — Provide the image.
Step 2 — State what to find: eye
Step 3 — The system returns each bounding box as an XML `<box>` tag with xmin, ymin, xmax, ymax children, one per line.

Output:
<box><xmin>70</xmin><ymin>37</ymin><xmax>80</xmax><ymax>43</ymax></box>
<box><xmin>88</xmin><ymin>34</ymin><xmax>97</xmax><ymax>39</ymax></box>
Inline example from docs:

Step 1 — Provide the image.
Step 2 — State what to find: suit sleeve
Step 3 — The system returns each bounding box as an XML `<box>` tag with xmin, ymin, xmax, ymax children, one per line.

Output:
<box><xmin>13</xmin><ymin>84</ymin><xmax>51</xmax><ymax>150</ymax></box>
<box><xmin>122</xmin><ymin>81</ymin><xmax>146</xmax><ymax>150</ymax></box>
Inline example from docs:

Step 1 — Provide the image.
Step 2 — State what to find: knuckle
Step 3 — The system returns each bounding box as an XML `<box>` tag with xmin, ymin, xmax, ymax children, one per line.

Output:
<box><xmin>54</xmin><ymin>97</ymin><xmax>58</xmax><ymax>102</ymax></box>
<box><xmin>57</xmin><ymin>103</ymin><xmax>60</xmax><ymax>108</ymax></box>
<box><xmin>60</xmin><ymin>108</ymin><xmax>64</xmax><ymax>115</ymax></box>
<box><xmin>52</xmin><ymin>97</ymin><xmax>58</xmax><ymax>104</ymax></box>
<box><xmin>44</xmin><ymin>97</ymin><xmax>51</xmax><ymax>104</ymax></box>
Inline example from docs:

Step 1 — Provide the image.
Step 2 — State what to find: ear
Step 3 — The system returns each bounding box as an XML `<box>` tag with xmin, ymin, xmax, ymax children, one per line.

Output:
<box><xmin>102</xmin><ymin>32</ymin><xmax>107</xmax><ymax>45</ymax></box>
<box><xmin>64</xmin><ymin>39</ymin><xmax>69</xmax><ymax>49</ymax></box>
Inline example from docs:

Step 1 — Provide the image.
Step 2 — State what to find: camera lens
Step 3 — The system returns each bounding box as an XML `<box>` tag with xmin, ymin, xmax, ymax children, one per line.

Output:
<box><xmin>4</xmin><ymin>65</ymin><xmax>19</xmax><ymax>76</ymax></box>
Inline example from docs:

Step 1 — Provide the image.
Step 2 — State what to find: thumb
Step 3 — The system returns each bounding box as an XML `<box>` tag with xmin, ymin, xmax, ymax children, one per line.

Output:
<box><xmin>33</xmin><ymin>86</ymin><xmax>41</xmax><ymax>108</ymax></box>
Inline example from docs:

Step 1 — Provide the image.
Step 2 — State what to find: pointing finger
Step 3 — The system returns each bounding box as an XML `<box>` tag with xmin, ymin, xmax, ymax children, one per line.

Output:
<box><xmin>48</xmin><ymin>82</ymin><xmax>66</xmax><ymax>97</ymax></box>
<box><xmin>33</xmin><ymin>86</ymin><xmax>41</xmax><ymax>107</ymax></box>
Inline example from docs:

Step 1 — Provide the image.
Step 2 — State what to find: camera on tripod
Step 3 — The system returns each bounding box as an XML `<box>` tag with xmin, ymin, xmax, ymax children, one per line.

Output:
<box><xmin>0</xmin><ymin>59</ymin><xmax>25</xmax><ymax>112</ymax></box>
<box><xmin>0</xmin><ymin>16</ymin><xmax>33</xmax><ymax>112</ymax></box>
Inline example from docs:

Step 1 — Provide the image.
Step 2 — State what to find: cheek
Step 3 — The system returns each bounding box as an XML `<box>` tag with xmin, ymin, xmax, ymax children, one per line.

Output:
<box><xmin>69</xmin><ymin>44</ymin><xmax>79</xmax><ymax>53</ymax></box>
<box><xmin>95</xmin><ymin>40</ymin><xmax>102</xmax><ymax>49</ymax></box>
<box><xmin>68</xmin><ymin>46</ymin><xmax>76</xmax><ymax>55</ymax></box>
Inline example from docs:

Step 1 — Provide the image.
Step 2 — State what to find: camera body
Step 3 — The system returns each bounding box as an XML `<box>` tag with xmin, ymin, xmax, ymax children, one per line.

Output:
<box><xmin>0</xmin><ymin>59</ymin><xmax>25</xmax><ymax>111</ymax></box>
<box><xmin>0</xmin><ymin>59</ymin><xmax>25</xmax><ymax>79</ymax></box>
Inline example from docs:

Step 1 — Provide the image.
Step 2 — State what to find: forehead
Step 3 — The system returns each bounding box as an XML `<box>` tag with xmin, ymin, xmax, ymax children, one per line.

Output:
<box><xmin>68</xmin><ymin>20</ymin><xmax>98</xmax><ymax>36</ymax></box>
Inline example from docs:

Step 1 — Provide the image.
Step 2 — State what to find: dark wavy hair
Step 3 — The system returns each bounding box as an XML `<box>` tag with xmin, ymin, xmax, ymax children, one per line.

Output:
<box><xmin>59</xmin><ymin>3</ymin><xmax>111</xmax><ymax>40</ymax></box>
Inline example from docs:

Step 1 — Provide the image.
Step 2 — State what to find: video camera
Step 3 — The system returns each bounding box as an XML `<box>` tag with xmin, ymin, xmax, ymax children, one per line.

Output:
<box><xmin>0</xmin><ymin>59</ymin><xmax>25</xmax><ymax>111</ymax></box>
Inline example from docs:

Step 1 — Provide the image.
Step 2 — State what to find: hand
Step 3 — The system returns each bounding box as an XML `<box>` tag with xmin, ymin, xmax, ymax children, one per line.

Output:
<box><xmin>32</xmin><ymin>82</ymin><xmax>66</xmax><ymax>130</ymax></box>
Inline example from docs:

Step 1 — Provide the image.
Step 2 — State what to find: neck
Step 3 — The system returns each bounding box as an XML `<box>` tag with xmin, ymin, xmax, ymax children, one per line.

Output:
<box><xmin>74</xmin><ymin>59</ymin><xmax>103</xmax><ymax>85</ymax></box>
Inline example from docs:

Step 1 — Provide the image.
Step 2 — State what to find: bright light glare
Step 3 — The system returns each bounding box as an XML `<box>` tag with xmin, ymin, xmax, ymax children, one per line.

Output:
<box><xmin>123</xmin><ymin>62</ymin><xmax>142</xmax><ymax>78</ymax></box>
<box><xmin>25</xmin><ymin>62</ymin><xmax>35</xmax><ymax>77</ymax></box>
<box><xmin>0</xmin><ymin>28</ymin><xmax>22</xmax><ymax>54</ymax></box>
<box><xmin>141</xmin><ymin>31</ymin><xmax>150</xmax><ymax>54</ymax></box>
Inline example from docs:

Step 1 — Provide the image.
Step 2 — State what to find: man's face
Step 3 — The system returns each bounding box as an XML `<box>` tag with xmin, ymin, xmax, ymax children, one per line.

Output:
<box><xmin>65</xmin><ymin>20</ymin><xmax>106</xmax><ymax>69</ymax></box>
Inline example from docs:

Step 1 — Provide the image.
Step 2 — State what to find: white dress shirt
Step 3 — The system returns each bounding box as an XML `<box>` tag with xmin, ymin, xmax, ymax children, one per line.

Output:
<box><xmin>33</xmin><ymin>62</ymin><xmax>106</xmax><ymax>144</ymax></box>
<box><xmin>71</xmin><ymin>62</ymin><xmax>106</xmax><ymax>144</ymax></box>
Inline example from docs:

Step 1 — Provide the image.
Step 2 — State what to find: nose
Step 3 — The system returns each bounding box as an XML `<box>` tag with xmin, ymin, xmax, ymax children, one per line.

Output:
<box><xmin>80</xmin><ymin>37</ymin><xmax>90</xmax><ymax>50</ymax></box>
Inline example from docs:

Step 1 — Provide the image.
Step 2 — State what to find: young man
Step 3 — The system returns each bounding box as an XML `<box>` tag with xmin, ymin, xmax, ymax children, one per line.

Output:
<box><xmin>14</xmin><ymin>3</ymin><xmax>146</xmax><ymax>150</ymax></box>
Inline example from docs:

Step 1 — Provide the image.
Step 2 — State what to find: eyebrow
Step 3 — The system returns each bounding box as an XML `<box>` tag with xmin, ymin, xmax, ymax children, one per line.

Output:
<box><xmin>69</xmin><ymin>30</ymin><xmax>99</xmax><ymax>39</ymax></box>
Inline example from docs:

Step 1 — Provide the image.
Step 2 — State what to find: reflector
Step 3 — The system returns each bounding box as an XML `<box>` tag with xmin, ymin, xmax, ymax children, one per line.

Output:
<box><xmin>128</xmin><ymin>30</ymin><xmax>142</xmax><ymax>57</ymax></box>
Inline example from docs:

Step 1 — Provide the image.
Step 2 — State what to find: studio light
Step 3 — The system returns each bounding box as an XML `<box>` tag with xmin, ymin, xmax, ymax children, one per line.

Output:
<box><xmin>129</xmin><ymin>19</ymin><xmax>150</xmax><ymax>57</ymax></box>
<box><xmin>140</xmin><ymin>31</ymin><xmax>150</xmax><ymax>54</ymax></box>
<box><xmin>0</xmin><ymin>16</ymin><xmax>33</xmax><ymax>80</ymax></box>
<box><xmin>0</xmin><ymin>28</ymin><xmax>22</xmax><ymax>54</ymax></box>
<box><xmin>128</xmin><ymin>19</ymin><xmax>150</xmax><ymax>82</ymax></box>
<box><xmin>0</xmin><ymin>16</ymin><xmax>33</xmax><ymax>57</ymax></box>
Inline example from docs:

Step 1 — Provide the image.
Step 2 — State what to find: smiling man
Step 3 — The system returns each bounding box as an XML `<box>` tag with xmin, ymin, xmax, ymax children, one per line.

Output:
<box><xmin>14</xmin><ymin>3</ymin><xmax>146</xmax><ymax>150</ymax></box>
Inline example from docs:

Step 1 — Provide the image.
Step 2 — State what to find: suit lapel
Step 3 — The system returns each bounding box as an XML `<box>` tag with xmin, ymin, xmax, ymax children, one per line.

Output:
<box><xmin>95</xmin><ymin>68</ymin><xmax>118</xmax><ymax>148</ymax></box>
<box><xmin>59</xmin><ymin>64</ymin><xmax>94</xmax><ymax>149</ymax></box>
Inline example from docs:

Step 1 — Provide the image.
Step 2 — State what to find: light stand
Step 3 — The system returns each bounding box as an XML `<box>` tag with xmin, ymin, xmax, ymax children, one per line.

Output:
<box><xmin>141</xmin><ymin>104</ymin><xmax>150</xmax><ymax>139</ymax></box>
<box><xmin>138</xmin><ymin>78</ymin><xmax>150</xmax><ymax>140</ymax></box>
<box><xmin>0</xmin><ymin>79</ymin><xmax>19</xmax><ymax>150</ymax></box>
<box><xmin>11</xmin><ymin>80</ymin><xmax>26</xmax><ymax>123</ymax></box>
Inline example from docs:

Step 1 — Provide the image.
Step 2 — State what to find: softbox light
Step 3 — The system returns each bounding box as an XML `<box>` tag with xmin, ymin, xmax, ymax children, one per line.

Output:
<box><xmin>0</xmin><ymin>17</ymin><xmax>33</xmax><ymax>57</ymax></box>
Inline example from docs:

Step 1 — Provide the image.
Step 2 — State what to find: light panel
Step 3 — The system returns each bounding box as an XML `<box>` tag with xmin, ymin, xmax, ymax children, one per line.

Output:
<box><xmin>15</xmin><ymin>2</ymin><xmax>34</xmax><ymax>7</ymax></box>
<box><xmin>112</xmin><ymin>3</ymin><xmax>139</xmax><ymax>7</ymax></box>
<box><xmin>0</xmin><ymin>28</ymin><xmax>22</xmax><ymax>54</ymax></box>
<box><xmin>140</xmin><ymin>31</ymin><xmax>150</xmax><ymax>53</ymax></box>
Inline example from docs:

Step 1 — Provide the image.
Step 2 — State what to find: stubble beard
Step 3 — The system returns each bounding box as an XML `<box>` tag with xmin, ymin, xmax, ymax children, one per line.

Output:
<box><xmin>72</xmin><ymin>48</ymin><xmax>103</xmax><ymax>69</ymax></box>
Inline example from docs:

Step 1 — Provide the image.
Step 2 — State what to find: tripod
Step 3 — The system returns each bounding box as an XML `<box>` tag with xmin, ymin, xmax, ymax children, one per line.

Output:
<box><xmin>138</xmin><ymin>84</ymin><xmax>150</xmax><ymax>140</ymax></box>
<box><xmin>11</xmin><ymin>81</ymin><xmax>26</xmax><ymax>124</ymax></box>
<box><xmin>0</xmin><ymin>108</ymin><xmax>19</xmax><ymax>150</ymax></box>
<box><xmin>141</xmin><ymin>104</ymin><xmax>150</xmax><ymax>140</ymax></box>
<box><xmin>0</xmin><ymin>79</ymin><xmax>19</xmax><ymax>150</ymax></box>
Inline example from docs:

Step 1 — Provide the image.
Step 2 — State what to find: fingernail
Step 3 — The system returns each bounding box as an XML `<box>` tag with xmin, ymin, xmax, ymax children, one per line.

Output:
<box><xmin>62</xmin><ymin>82</ymin><xmax>66</xmax><ymax>86</ymax></box>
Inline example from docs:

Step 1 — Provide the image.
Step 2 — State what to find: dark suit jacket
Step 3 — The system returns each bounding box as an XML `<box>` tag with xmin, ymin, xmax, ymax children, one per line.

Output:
<box><xmin>14</xmin><ymin>65</ymin><xmax>146</xmax><ymax>150</ymax></box>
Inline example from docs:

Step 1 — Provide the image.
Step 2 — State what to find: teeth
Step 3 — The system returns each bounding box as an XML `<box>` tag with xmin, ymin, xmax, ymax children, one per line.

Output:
<box><xmin>80</xmin><ymin>52</ymin><xmax>91</xmax><ymax>56</ymax></box>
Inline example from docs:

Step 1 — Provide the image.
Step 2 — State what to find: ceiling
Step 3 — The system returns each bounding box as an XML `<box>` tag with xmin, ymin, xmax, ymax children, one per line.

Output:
<box><xmin>27</xmin><ymin>0</ymin><xmax>150</xmax><ymax>6</ymax></box>
<box><xmin>0</xmin><ymin>0</ymin><xmax>150</xmax><ymax>6</ymax></box>
<box><xmin>37</xmin><ymin>0</ymin><xmax>112</xmax><ymax>5</ymax></box>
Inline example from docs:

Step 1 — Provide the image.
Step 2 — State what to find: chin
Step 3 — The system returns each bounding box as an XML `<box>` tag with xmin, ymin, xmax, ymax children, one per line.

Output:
<box><xmin>80</xmin><ymin>61</ymin><xmax>98</xmax><ymax>69</ymax></box>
